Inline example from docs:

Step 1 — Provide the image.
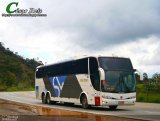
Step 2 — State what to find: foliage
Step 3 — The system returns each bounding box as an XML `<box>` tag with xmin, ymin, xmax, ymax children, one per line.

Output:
<box><xmin>0</xmin><ymin>42</ymin><xmax>42</xmax><ymax>91</ymax></box>
<box><xmin>136</xmin><ymin>73</ymin><xmax>160</xmax><ymax>103</ymax></box>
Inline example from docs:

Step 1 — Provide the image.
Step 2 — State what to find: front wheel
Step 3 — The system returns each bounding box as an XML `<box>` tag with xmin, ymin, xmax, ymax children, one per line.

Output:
<box><xmin>109</xmin><ymin>105</ymin><xmax>118</xmax><ymax>110</ymax></box>
<box><xmin>81</xmin><ymin>95</ymin><xmax>89</xmax><ymax>109</ymax></box>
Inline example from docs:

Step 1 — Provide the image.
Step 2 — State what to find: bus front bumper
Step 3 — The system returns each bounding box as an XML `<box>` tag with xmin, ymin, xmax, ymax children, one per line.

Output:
<box><xmin>101</xmin><ymin>98</ymin><xmax>136</xmax><ymax>106</ymax></box>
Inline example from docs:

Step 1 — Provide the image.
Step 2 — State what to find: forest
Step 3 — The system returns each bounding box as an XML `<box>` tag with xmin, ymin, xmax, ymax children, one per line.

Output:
<box><xmin>0</xmin><ymin>42</ymin><xmax>41</xmax><ymax>91</ymax></box>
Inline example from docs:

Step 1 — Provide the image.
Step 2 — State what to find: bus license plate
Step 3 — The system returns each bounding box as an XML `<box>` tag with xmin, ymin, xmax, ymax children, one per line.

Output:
<box><xmin>118</xmin><ymin>101</ymin><xmax>124</xmax><ymax>105</ymax></box>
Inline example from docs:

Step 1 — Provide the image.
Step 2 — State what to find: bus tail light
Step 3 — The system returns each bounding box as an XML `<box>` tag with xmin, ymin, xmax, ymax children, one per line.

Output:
<box><xmin>95</xmin><ymin>96</ymin><xmax>100</xmax><ymax>106</ymax></box>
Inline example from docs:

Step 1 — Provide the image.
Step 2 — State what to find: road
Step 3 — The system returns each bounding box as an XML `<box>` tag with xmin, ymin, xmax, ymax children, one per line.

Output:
<box><xmin>0</xmin><ymin>91</ymin><xmax>160</xmax><ymax>121</ymax></box>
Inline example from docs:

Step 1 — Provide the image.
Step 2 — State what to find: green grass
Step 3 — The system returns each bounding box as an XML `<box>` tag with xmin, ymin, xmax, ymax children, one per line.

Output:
<box><xmin>137</xmin><ymin>92</ymin><xmax>160</xmax><ymax>103</ymax></box>
<box><xmin>136</xmin><ymin>84</ymin><xmax>160</xmax><ymax>103</ymax></box>
<box><xmin>0</xmin><ymin>82</ymin><xmax>34</xmax><ymax>92</ymax></box>
<box><xmin>0</xmin><ymin>86</ymin><xmax>34</xmax><ymax>92</ymax></box>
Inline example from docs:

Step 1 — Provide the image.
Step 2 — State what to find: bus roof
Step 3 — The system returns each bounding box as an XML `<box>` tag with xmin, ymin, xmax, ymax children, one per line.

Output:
<box><xmin>36</xmin><ymin>55</ymin><xmax>130</xmax><ymax>69</ymax></box>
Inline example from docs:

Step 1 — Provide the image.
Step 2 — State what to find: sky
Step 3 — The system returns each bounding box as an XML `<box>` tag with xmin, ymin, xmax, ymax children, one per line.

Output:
<box><xmin>0</xmin><ymin>0</ymin><xmax>160</xmax><ymax>77</ymax></box>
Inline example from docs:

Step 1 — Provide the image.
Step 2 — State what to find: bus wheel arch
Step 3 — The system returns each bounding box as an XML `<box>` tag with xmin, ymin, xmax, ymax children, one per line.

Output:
<box><xmin>41</xmin><ymin>92</ymin><xmax>46</xmax><ymax>104</ymax></box>
<box><xmin>80</xmin><ymin>93</ymin><xmax>89</xmax><ymax>109</ymax></box>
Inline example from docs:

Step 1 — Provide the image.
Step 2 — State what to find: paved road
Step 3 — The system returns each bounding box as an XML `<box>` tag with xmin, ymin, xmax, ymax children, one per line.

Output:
<box><xmin>0</xmin><ymin>91</ymin><xmax>160</xmax><ymax>121</ymax></box>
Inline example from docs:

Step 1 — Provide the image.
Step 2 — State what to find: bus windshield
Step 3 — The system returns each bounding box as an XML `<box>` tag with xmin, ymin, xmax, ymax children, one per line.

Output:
<box><xmin>98</xmin><ymin>57</ymin><xmax>136</xmax><ymax>93</ymax></box>
<box><xmin>101</xmin><ymin>71</ymin><xmax>136</xmax><ymax>93</ymax></box>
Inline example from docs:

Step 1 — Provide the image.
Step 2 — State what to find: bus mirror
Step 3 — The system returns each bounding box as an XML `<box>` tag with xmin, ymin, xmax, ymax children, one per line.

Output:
<box><xmin>98</xmin><ymin>68</ymin><xmax>105</xmax><ymax>80</ymax></box>
<box><xmin>134</xmin><ymin>70</ymin><xmax>143</xmax><ymax>81</ymax></box>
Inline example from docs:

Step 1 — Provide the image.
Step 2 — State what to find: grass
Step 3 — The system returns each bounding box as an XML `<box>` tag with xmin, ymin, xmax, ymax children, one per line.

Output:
<box><xmin>137</xmin><ymin>92</ymin><xmax>160</xmax><ymax>103</ymax></box>
<box><xmin>5</xmin><ymin>86</ymin><xmax>34</xmax><ymax>92</ymax></box>
<box><xmin>136</xmin><ymin>83</ymin><xmax>160</xmax><ymax>103</ymax></box>
<box><xmin>0</xmin><ymin>82</ymin><xmax>34</xmax><ymax>92</ymax></box>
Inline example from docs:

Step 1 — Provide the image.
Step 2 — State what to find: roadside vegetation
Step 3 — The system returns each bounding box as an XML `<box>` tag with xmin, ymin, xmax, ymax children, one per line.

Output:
<box><xmin>0</xmin><ymin>42</ymin><xmax>42</xmax><ymax>91</ymax></box>
<box><xmin>136</xmin><ymin>73</ymin><xmax>160</xmax><ymax>103</ymax></box>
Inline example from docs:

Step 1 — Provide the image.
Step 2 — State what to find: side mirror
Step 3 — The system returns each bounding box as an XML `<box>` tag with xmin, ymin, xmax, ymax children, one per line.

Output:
<box><xmin>134</xmin><ymin>69</ymin><xmax>143</xmax><ymax>81</ymax></box>
<box><xmin>98</xmin><ymin>68</ymin><xmax>105</xmax><ymax>80</ymax></box>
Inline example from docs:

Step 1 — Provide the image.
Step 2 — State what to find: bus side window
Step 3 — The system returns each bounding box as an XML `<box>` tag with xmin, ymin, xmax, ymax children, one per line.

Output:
<box><xmin>75</xmin><ymin>58</ymin><xmax>88</xmax><ymax>74</ymax></box>
<box><xmin>36</xmin><ymin>68</ymin><xmax>44</xmax><ymax>78</ymax></box>
<box><xmin>89</xmin><ymin>57</ymin><xmax>100</xmax><ymax>91</ymax></box>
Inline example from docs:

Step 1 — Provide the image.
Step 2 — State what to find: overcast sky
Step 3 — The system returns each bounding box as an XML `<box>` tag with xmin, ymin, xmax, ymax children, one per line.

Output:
<box><xmin>0</xmin><ymin>0</ymin><xmax>160</xmax><ymax>77</ymax></box>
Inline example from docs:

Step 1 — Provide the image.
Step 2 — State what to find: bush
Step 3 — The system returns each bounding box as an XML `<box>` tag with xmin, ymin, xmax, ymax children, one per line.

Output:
<box><xmin>136</xmin><ymin>84</ymin><xmax>160</xmax><ymax>103</ymax></box>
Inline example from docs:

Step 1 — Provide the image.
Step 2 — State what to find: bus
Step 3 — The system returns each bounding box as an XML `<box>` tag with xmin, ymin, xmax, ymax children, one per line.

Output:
<box><xmin>35</xmin><ymin>56</ymin><xmax>136</xmax><ymax>110</ymax></box>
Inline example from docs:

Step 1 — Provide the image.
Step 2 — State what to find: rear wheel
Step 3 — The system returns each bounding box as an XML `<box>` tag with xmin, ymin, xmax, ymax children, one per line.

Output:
<box><xmin>46</xmin><ymin>93</ymin><xmax>51</xmax><ymax>104</ymax></box>
<box><xmin>42</xmin><ymin>93</ymin><xmax>46</xmax><ymax>104</ymax></box>
<box><xmin>81</xmin><ymin>95</ymin><xmax>89</xmax><ymax>109</ymax></box>
<box><xmin>109</xmin><ymin>105</ymin><xmax>118</xmax><ymax>110</ymax></box>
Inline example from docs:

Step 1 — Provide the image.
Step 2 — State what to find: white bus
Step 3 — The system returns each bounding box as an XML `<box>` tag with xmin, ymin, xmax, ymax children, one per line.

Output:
<box><xmin>35</xmin><ymin>56</ymin><xmax>136</xmax><ymax>110</ymax></box>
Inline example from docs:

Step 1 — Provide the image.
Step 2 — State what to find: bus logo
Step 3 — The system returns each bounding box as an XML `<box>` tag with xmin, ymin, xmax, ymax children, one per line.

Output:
<box><xmin>49</xmin><ymin>76</ymin><xmax>66</xmax><ymax>97</ymax></box>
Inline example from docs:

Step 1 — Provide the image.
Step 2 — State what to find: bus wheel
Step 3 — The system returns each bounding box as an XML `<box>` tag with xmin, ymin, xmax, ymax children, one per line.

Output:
<box><xmin>109</xmin><ymin>105</ymin><xmax>118</xmax><ymax>110</ymax></box>
<box><xmin>81</xmin><ymin>95</ymin><xmax>88</xmax><ymax>109</ymax></box>
<box><xmin>46</xmin><ymin>93</ymin><xmax>51</xmax><ymax>104</ymax></box>
<box><xmin>42</xmin><ymin>93</ymin><xmax>46</xmax><ymax>104</ymax></box>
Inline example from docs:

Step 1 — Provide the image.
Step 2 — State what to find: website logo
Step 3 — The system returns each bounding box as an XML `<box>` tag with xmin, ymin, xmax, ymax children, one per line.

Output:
<box><xmin>2</xmin><ymin>1</ymin><xmax>47</xmax><ymax>17</ymax></box>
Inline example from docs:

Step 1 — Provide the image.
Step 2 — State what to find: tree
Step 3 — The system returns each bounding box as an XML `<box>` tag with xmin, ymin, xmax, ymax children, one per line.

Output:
<box><xmin>0</xmin><ymin>42</ymin><xmax>5</xmax><ymax>51</ymax></box>
<box><xmin>152</xmin><ymin>73</ymin><xmax>160</xmax><ymax>84</ymax></box>
<box><xmin>135</xmin><ymin>73</ymin><xmax>141</xmax><ymax>83</ymax></box>
<box><xmin>143</xmin><ymin>73</ymin><xmax>148</xmax><ymax>83</ymax></box>
<box><xmin>3</xmin><ymin>71</ymin><xmax>16</xmax><ymax>86</ymax></box>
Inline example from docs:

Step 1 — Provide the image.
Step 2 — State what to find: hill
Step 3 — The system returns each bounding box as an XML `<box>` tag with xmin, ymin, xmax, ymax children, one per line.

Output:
<box><xmin>0</xmin><ymin>42</ymin><xmax>42</xmax><ymax>91</ymax></box>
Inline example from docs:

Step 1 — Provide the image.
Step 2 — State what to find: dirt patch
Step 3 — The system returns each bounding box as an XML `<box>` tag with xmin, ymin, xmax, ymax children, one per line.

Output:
<box><xmin>0</xmin><ymin>99</ymin><xmax>36</xmax><ymax>115</ymax></box>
